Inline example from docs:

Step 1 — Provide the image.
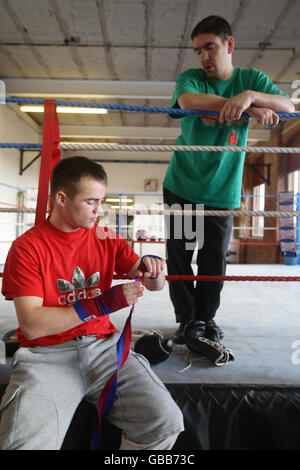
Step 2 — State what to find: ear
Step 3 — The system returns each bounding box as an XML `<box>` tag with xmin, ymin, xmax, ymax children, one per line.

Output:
<box><xmin>55</xmin><ymin>190</ymin><xmax>68</xmax><ymax>208</ymax></box>
<box><xmin>227</xmin><ymin>36</ymin><xmax>234</xmax><ymax>54</ymax></box>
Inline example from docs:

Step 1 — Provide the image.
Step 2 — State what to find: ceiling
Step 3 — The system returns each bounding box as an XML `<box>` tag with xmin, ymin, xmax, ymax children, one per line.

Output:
<box><xmin>1</xmin><ymin>0</ymin><xmax>300</xmax><ymax>152</ymax></box>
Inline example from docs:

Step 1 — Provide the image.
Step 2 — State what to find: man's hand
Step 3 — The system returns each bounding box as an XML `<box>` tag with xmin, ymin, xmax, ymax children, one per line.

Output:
<box><xmin>247</xmin><ymin>107</ymin><xmax>279</xmax><ymax>126</ymax></box>
<box><xmin>219</xmin><ymin>90</ymin><xmax>253</xmax><ymax>124</ymax></box>
<box><xmin>135</xmin><ymin>256</ymin><xmax>165</xmax><ymax>279</ymax></box>
<box><xmin>128</xmin><ymin>256</ymin><xmax>166</xmax><ymax>291</ymax></box>
<box><xmin>122</xmin><ymin>281</ymin><xmax>144</xmax><ymax>305</ymax></box>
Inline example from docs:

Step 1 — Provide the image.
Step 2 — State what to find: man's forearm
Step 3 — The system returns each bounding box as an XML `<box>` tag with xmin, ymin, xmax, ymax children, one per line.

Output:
<box><xmin>248</xmin><ymin>90</ymin><xmax>295</xmax><ymax>113</ymax></box>
<box><xmin>31</xmin><ymin>305</ymin><xmax>83</xmax><ymax>338</ymax></box>
<box><xmin>178</xmin><ymin>90</ymin><xmax>295</xmax><ymax>115</ymax></box>
<box><xmin>177</xmin><ymin>92</ymin><xmax>227</xmax><ymax>111</ymax></box>
<box><xmin>14</xmin><ymin>300</ymin><xmax>82</xmax><ymax>340</ymax></box>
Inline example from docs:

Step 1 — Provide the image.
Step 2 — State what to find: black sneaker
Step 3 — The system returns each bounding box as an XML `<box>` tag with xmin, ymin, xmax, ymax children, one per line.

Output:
<box><xmin>183</xmin><ymin>320</ymin><xmax>207</xmax><ymax>352</ymax></box>
<box><xmin>184</xmin><ymin>320</ymin><xmax>206</xmax><ymax>353</ymax></box>
<box><xmin>205</xmin><ymin>319</ymin><xmax>224</xmax><ymax>342</ymax></box>
<box><xmin>173</xmin><ymin>323</ymin><xmax>187</xmax><ymax>344</ymax></box>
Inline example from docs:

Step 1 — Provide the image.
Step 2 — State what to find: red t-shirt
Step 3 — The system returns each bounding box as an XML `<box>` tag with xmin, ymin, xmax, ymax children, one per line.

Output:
<box><xmin>1</xmin><ymin>220</ymin><xmax>139</xmax><ymax>347</ymax></box>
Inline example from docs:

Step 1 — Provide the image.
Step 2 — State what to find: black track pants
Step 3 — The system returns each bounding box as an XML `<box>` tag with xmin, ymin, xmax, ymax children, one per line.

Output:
<box><xmin>163</xmin><ymin>187</ymin><xmax>233</xmax><ymax>324</ymax></box>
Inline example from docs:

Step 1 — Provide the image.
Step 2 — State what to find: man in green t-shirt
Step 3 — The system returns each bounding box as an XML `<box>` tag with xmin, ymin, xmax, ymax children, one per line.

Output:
<box><xmin>163</xmin><ymin>16</ymin><xmax>294</xmax><ymax>353</ymax></box>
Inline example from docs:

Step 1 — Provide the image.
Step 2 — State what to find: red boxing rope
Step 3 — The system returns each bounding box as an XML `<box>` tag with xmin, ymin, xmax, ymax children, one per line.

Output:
<box><xmin>1</xmin><ymin>272</ymin><xmax>300</xmax><ymax>281</ymax></box>
<box><xmin>113</xmin><ymin>274</ymin><xmax>300</xmax><ymax>282</ymax></box>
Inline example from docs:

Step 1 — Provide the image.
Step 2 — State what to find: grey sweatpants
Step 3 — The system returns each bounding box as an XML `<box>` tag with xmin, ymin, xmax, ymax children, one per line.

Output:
<box><xmin>0</xmin><ymin>334</ymin><xmax>184</xmax><ymax>450</ymax></box>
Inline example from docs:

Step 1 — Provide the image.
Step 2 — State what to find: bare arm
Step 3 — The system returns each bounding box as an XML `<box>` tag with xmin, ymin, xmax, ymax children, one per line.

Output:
<box><xmin>177</xmin><ymin>90</ymin><xmax>295</xmax><ymax>124</ymax></box>
<box><xmin>13</xmin><ymin>296</ymin><xmax>82</xmax><ymax>340</ymax></box>
<box><xmin>178</xmin><ymin>92</ymin><xmax>227</xmax><ymax>111</ymax></box>
<box><xmin>247</xmin><ymin>90</ymin><xmax>295</xmax><ymax>113</ymax></box>
<box><xmin>13</xmin><ymin>281</ymin><xmax>144</xmax><ymax>340</ymax></box>
<box><xmin>219</xmin><ymin>90</ymin><xmax>295</xmax><ymax>123</ymax></box>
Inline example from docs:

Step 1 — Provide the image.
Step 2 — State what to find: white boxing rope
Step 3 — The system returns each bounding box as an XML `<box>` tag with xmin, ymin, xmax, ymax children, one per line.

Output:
<box><xmin>103</xmin><ymin>209</ymin><xmax>300</xmax><ymax>217</ymax></box>
<box><xmin>0</xmin><ymin>207</ymin><xmax>37</xmax><ymax>213</ymax></box>
<box><xmin>0</xmin><ymin>207</ymin><xmax>300</xmax><ymax>217</ymax></box>
<box><xmin>59</xmin><ymin>142</ymin><xmax>300</xmax><ymax>154</ymax></box>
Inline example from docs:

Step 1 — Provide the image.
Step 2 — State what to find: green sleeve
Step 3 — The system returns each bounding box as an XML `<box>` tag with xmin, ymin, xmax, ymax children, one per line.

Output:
<box><xmin>248</xmin><ymin>69</ymin><xmax>291</xmax><ymax>125</ymax></box>
<box><xmin>250</xmin><ymin>69</ymin><xmax>290</xmax><ymax>99</ymax></box>
<box><xmin>169</xmin><ymin>69</ymin><xmax>205</xmax><ymax>119</ymax></box>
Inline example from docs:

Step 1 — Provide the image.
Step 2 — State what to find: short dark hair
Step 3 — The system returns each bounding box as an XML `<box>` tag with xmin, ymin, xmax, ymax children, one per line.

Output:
<box><xmin>50</xmin><ymin>156</ymin><xmax>107</xmax><ymax>200</ymax></box>
<box><xmin>191</xmin><ymin>16</ymin><xmax>232</xmax><ymax>42</ymax></box>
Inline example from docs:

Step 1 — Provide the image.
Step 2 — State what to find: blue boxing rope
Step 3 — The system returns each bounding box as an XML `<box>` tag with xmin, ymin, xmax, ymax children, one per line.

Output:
<box><xmin>0</xmin><ymin>143</ymin><xmax>42</xmax><ymax>149</ymax></box>
<box><xmin>5</xmin><ymin>97</ymin><xmax>300</xmax><ymax>119</ymax></box>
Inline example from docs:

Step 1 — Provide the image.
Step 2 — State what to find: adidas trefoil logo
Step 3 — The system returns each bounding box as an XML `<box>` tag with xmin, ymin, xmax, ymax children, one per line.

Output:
<box><xmin>57</xmin><ymin>266</ymin><xmax>101</xmax><ymax>305</ymax></box>
<box><xmin>57</xmin><ymin>266</ymin><xmax>99</xmax><ymax>292</ymax></box>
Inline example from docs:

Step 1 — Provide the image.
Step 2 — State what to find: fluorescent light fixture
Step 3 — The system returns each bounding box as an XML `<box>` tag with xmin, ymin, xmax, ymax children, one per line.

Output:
<box><xmin>111</xmin><ymin>205</ymin><xmax>134</xmax><ymax>209</ymax></box>
<box><xmin>20</xmin><ymin>105</ymin><xmax>108</xmax><ymax>114</ymax></box>
<box><xmin>60</xmin><ymin>141</ymin><xmax>118</xmax><ymax>145</ymax></box>
<box><xmin>290</xmin><ymin>97</ymin><xmax>300</xmax><ymax>104</ymax></box>
<box><xmin>105</xmin><ymin>198</ymin><xmax>133</xmax><ymax>203</ymax></box>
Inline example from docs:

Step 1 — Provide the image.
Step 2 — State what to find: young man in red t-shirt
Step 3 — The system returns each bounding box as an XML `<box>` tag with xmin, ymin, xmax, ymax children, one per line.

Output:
<box><xmin>0</xmin><ymin>156</ymin><xmax>184</xmax><ymax>450</ymax></box>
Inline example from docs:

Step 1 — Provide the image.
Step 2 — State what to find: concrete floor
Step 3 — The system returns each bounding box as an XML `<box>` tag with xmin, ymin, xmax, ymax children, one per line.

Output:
<box><xmin>1</xmin><ymin>264</ymin><xmax>300</xmax><ymax>386</ymax></box>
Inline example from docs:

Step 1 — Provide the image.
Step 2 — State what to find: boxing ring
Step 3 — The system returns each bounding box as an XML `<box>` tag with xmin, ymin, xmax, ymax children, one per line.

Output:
<box><xmin>0</xmin><ymin>98</ymin><xmax>300</xmax><ymax>449</ymax></box>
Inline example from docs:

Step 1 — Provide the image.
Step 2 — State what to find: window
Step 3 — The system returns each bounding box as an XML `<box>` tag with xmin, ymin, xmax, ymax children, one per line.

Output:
<box><xmin>252</xmin><ymin>184</ymin><xmax>265</xmax><ymax>237</ymax></box>
<box><xmin>287</xmin><ymin>170</ymin><xmax>299</xmax><ymax>194</ymax></box>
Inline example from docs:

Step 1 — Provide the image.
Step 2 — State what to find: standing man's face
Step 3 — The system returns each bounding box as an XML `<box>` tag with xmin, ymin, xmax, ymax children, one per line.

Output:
<box><xmin>192</xmin><ymin>33</ymin><xmax>234</xmax><ymax>81</ymax></box>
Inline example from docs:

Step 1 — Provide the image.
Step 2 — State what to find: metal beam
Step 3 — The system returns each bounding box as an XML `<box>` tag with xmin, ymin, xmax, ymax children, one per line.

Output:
<box><xmin>4</xmin><ymin>78</ymin><xmax>175</xmax><ymax>100</ymax></box>
<box><xmin>58</xmin><ymin>125</ymin><xmax>271</xmax><ymax>142</ymax></box>
<box><xmin>4</xmin><ymin>78</ymin><xmax>294</xmax><ymax>100</ymax></box>
<box><xmin>63</xmin><ymin>150</ymin><xmax>172</xmax><ymax>159</ymax></box>
<box><xmin>247</xmin><ymin>129</ymin><xmax>272</xmax><ymax>142</ymax></box>
<box><xmin>59</xmin><ymin>125</ymin><xmax>180</xmax><ymax>140</ymax></box>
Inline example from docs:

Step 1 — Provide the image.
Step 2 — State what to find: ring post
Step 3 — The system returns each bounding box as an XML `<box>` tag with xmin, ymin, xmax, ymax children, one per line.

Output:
<box><xmin>35</xmin><ymin>100</ymin><xmax>61</xmax><ymax>225</ymax></box>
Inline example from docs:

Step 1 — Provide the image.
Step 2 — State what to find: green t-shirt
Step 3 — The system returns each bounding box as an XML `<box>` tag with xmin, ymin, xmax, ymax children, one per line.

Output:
<box><xmin>163</xmin><ymin>67</ymin><xmax>288</xmax><ymax>208</ymax></box>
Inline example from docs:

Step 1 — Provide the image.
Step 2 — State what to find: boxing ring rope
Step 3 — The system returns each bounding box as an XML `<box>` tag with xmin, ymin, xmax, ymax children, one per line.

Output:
<box><xmin>1</xmin><ymin>98</ymin><xmax>300</xmax><ymax>281</ymax></box>
<box><xmin>0</xmin><ymin>206</ymin><xmax>300</xmax><ymax>217</ymax></box>
<box><xmin>60</xmin><ymin>143</ymin><xmax>300</xmax><ymax>154</ymax></box>
<box><xmin>0</xmin><ymin>271</ymin><xmax>299</xmax><ymax>282</ymax></box>
<box><xmin>5</xmin><ymin>97</ymin><xmax>300</xmax><ymax>120</ymax></box>
<box><xmin>113</xmin><ymin>274</ymin><xmax>300</xmax><ymax>282</ymax></box>
<box><xmin>1</xmin><ymin>142</ymin><xmax>300</xmax><ymax>154</ymax></box>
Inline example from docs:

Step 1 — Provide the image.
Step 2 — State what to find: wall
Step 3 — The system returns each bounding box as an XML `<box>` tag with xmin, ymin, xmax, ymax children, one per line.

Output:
<box><xmin>0</xmin><ymin>104</ymin><xmax>41</xmax><ymax>264</ymax></box>
<box><xmin>239</xmin><ymin>119</ymin><xmax>300</xmax><ymax>264</ymax></box>
<box><xmin>282</xmin><ymin>119</ymin><xmax>300</xmax><ymax>173</ymax></box>
<box><xmin>63</xmin><ymin>149</ymin><xmax>170</xmax><ymax>196</ymax></box>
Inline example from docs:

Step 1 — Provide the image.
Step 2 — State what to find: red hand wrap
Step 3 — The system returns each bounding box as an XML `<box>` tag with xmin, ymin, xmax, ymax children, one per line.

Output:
<box><xmin>74</xmin><ymin>284</ymin><xmax>129</xmax><ymax>322</ymax></box>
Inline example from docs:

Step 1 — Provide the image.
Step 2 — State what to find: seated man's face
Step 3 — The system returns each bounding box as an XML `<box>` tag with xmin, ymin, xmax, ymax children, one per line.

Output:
<box><xmin>63</xmin><ymin>176</ymin><xmax>106</xmax><ymax>231</ymax></box>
